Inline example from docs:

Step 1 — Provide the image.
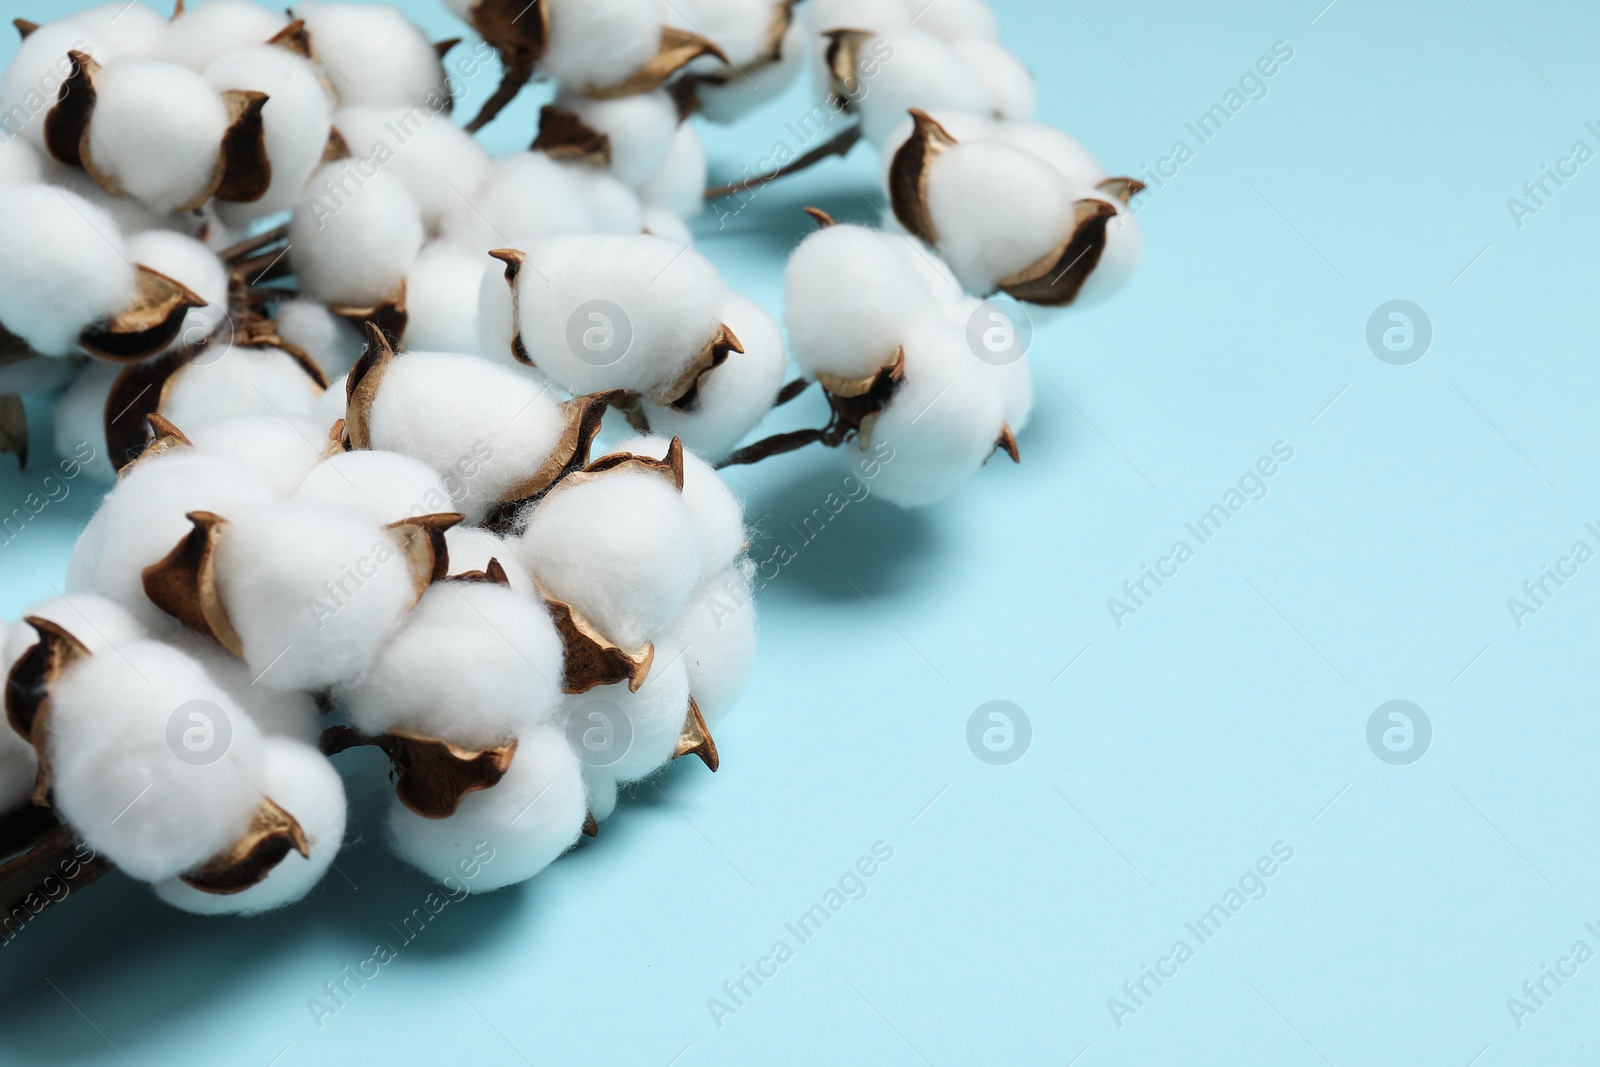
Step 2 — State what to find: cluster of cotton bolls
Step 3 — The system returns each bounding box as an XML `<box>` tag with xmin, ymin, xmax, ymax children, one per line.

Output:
<box><xmin>1</xmin><ymin>332</ymin><xmax>752</xmax><ymax>911</ymax></box>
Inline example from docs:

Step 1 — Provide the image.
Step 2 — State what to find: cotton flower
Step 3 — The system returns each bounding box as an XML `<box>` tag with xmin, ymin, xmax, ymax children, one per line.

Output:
<box><xmin>205</xmin><ymin>45</ymin><xmax>334</xmax><ymax>222</ymax></box>
<box><xmin>290</xmin><ymin>160</ymin><xmax>426</xmax><ymax>307</ymax></box>
<box><xmin>297</xmin><ymin>2</ymin><xmax>448</xmax><ymax>111</ymax></box>
<box><xmin>0</xmin><ymin>183</ymin><xmax>135</xmax><ymax>356</ymax></box>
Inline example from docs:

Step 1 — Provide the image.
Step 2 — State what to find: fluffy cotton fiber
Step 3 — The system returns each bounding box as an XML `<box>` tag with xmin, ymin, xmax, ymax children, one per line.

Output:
<box><xmin>518</xmin><ymin>470</ymin><xmax>699</xmax><ymax>648</ymax></box>
<box><xmin>290</xmin><ymin>162</ymin><xmax>425</xmax><ymax>307</ymax></box>
<box><xmin>48</xmin><ymin>640</ymin><xmax>266</xmax><ymax>882</ymax></box>
<box><xmin>153</xmin><ymin>736</ymin><xmax>347</xmax><ymax>914</ymax></box>
<box><xmin>0</xmin><ymin>184</ymin><xmax>135</xmax><ymax>356</ymax></box>
<box><xmin>389</xmin><ymin>723</ymin><xmax>586</xmax><ymax>891</ymax></box>
<box><xmin>346</xmin><ymin>581</ymin><xmax>565</xmax><ymax>749</ymax></box>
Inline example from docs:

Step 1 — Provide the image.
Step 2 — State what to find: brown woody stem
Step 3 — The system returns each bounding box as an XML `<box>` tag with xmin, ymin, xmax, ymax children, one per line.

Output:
<box><xmin>218</xmin><ymin>223</ymin><xmax>289</xmax><ymax>266</ymax></box>
<box><xmin>465</xmin><ymin>55</ymin><xmax>537</xmax><ymax>134</ymax></box>
<box><xmin>0</xmin><ymin>807</ymin><xmax>113</xmax><ymax>939</ymax></box>
<box><xmin>716</xmin><ymin>426</ymin><xmax>831</xmax><ymax>468</ymax></box>
<box><xmin>705</xmin><ymin>123</ymin><xmax>864</xmax><ymax>200</ymax></box>
<box><xmin>774</xmin><ymin>377</ymin><xmax>812</xmax><ymax>406</ymax></box>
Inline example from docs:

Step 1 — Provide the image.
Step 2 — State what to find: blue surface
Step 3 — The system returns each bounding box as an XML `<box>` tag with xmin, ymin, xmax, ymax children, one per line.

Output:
<box><xmin>3</xmin><ymin>0</ymin><xmax>1599</xmax><ymax>1064</ymax></box>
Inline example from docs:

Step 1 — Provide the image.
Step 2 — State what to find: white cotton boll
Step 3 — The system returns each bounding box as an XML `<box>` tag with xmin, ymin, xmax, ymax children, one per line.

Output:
<box><xmin>519</xmin><ymin>471</ymin><xmax>698</xmax><ymax>648</ymax></box>
<box><xmin>925</xmin><ymin>140</ymin><xmax>1077</xmax><ymax>294</ymax></box>
<box><xmin>347</xmin><ymin>582</ymin><xmax>564</xmax><ymax>749</ymax></box>
<box><xmin>313</xmin><ymin>376</ymin><xmax>348</xmax><ymax>430</ymax></box>
<box><xmin>68</xmin><ymin>4</ymin><xmax>169</xmax><ymax>57</ymax></box>
<box><xmin>162</xmin><ymin>629</ymin><xmax>320</xmax><ymax>742</ymax></box>
<box><xmin>641</xmin><ymin>291</ymin><xmax>783</xmax><ymax>458</ymax></box>
<box><xmin>852</xmin><ymin>28</ymin><xmax>993</xmax><ymax>147</ymax></box>
<box><xmin>1071</xmin><ymin>196</ymin><xmax>1142</xmax><ymax>308</ymax></box>
<box><xmin>861</xmin><ymin>320</ymin><xmax>1006</xmax><ymax>507</ymax></box>
<box><xmin>988</xmin><ymin>349</ymin><xmax>1033</xmax><ymax>432</ymax></box>
<box><xmin>2</xmin><ymin>596</ymin><xmax>149</xmax><ymax>678</ymax></box>
<box><xmin>993</xmin><ymin>123</ymin><xmax>1107</xmax><ymax>187</ymax></box>
<box><xmin>0</xmin><ymin>184</ymin><xmax>135</xmax><ymax>356</ymax></box>
<box><xmin>66</xmin><ymin>451</ymin><xmax>273</xmax><ymax>627</ymax></box>
<box><xmin>635</xmin><ymin>121</ymin><xmax>706</xmax><ymax>220</ymax></box>
<box><xmin>290</xmin><ymin>162</ymin><xmax>425</xmax><ymax>307</ymax></box>
<box><xmin>568</xmin><ymin>637</ymin><xmax>689</xmax><ymax>782</ymax></box>
<box><xmin>297</xmin><ymin>2</ymin><xmax>446</xmax><ymax>109</ymax></box>
<box><xmin>541</xmin><ymin>0</ymin><xmax>664</xmax><ymax>91</ymax></box>
<box><xmin>474</xmin><ymin>258</ymin><xmax>518</xmax><ymax>369</ymax></box>
<box><xmin>0</xmin><ymin>137</ymin><xmax>42</xmax><ymax>188</ymax></box>
<box><xmin>161</xmin><ymin>0</ymin><xmax>289</xmax><ymax>72</ymax></box>
<box><xmin>809</xmin><ymin>0</ymin><xmax>907</xmax><ymax>36</ymax></box>
<box><xmin>877</xmin><ymin>109</ymin><xmax>998</xmax><ymax>191</ymax></box>
<box><xmin>403</xmin><ymin>242</ymin><xmax>487</xmax><ymax>355</ymax></box>
<box><xmin>444</xmin><ymin>526</ymin><xmax>535</xmax><ymax>596</ymax></box>
<box><xmin>214</xmin><ymin>499</ymin><xmax>418</xmax><ymax>690</ymax></box>
<box><xmin>52</xmin><ymin>361</ymin><xmax>119</xmax><ymax>484</ymax></box>
<box><xmin>561</xmin><ymin>164</ymin><xmax>645</xmax><ymax>235</ymax></box>
<box><xmin>666</xmin><ymin>567</ymin><xmax>754</xmax><ymax>726</ymax></box>
<box><xmin>640</xmin><ymin>205</ymin><xmax>692</xmax><ymax>245</ymax></box>
<box><xmin>124</xmin><ymin>230</ymin><xmax>229</xmax><ymax>350</ymax></box>
<box><xmin>1</xmin><ymin>23</ymin><xmax>118</xmax><ymax>154</ymax></box>
<box><xmin>275</xmin><ymin>299</ymin><xmax>365</xmax><ymax>381</ymax></box>
<box><xmin>206</xmin><ymin>46</ymin><xmax>335</xmax><ymax>222</ymax></box>
<box><xmin>333</xmin><ymin>106</ymin><xmax>491</xmax><ymax>229</ymax></box>
<box><xmin>389</xmin><ymin>722</ymin><xmax>585</xmax><ymax>891</ymax></box>
<box><xmin>906</xmin><ymin>0</ymin><xmax>999</xmax><ymax>42</ymax></box>
<box><xmin>366</xmin><ymin>351</ymin><xmax>566</xmax><ymax>522</ymax></box>
<box><xmin>84</xmin><ymin>59</ymin><xmax>229</xmax><ymax>213</ymax></box>
<box><xmin>673</xmin><ymin>0</ymin><xmax>771</xmax><ymax>68</ymax></box>
<box><xmin>951</xmin><ymin>38</ymin><xmax>1036</xmax><ymax>121</ymax></box>
<box><xmin>697</xmin><ymin>9</ymin><xmax>808</xmax><ymax>123</ymax></box>
<box><xmin>49</xmin><ymin>640</ymin><xmax>265</xmax><ymax>882</ymax></box>
<box><xmin>555</xmin><ymin>90</ymin><xmax>677</xmax><ymax>187</ymax></box>
<box><xmin>293</xmin><ymin>449</ymin><xmax>455</xmax><ymax>526</ymax></box>
<box><xmin>44</xmin><ymin>162</ymin><xmax>194</xmax><ymax>237</ymax></box>
<box><xmin>585</xmin><ymin>769</ymin><xmax>618</xmax><ymax>821</ymax></box>
<box><xmin>783</xmin><ymin>224</ymin><xmax>936</xmax><ymax>379</ymax></box>
<box><xmin>439</xmin><ymin>152</ymin><xmax>591</xmax><ymax>253</ymax></box>
<box><xmin>153</xmin><ymin>736</ymin><xmax>346</xmax><ymax>914</ymax></box>
<box><xmin>512</xmin><ymin>233</ymin><xmax>726</xmax><ymax>397</ymax></box>
<box><xmin>621</xmin><ymin>435</ymin><xmax>745</xmax><ymax>575</ymax></box>
<box><xmin>160</xmin><ymin>346</ymin><xmax>324</xmax><ymax>430</ymax></box>
<box><xmin>182</xmin><ymin>416</ymin><xmax>329</xmax><ymax>496</ymax></box>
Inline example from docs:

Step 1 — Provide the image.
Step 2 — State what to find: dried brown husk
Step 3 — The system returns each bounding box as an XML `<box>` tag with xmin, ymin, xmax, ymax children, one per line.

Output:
<box><xmin>995</xmin><ymin>199</ymin><xmax>1121</xmax><ymax>307</ymax></box>
<box><xmin>79</xmin><ymin>265</ymin><xmax>206</xmax><ymax>363</ymax></box>
<box><xmin>538</xmin><ymin>585</ymin><xmax>654</xmax><ymax>695</ymax></box>
<box><xmin>818</xmin><ymin>347</ymin><xmax>906</xmax><ymax>450</ymax></box>
<box><xmin>671</xmin><ymin>697</ymin><xmax>719</xmax><ymax>771</ymax></box>
<box><xmin>104</xmin><ymin>345</ymin><xmax>193</xmax><ymax>472</ymax></box>
<box><xmin>267</xmin><ymin>19</ymin><xmax>312</xmax><ymax>59</ymax></box>
<box><xmin>695</xmin><ymin>0</ymin><xmax>800</xmax><ymax>85</ymax></box>
<box><xmin>12</xmin><ymin>18</ymin><xmax>38</xmax><ymax>39</ymax></box>
<box><xmin>118</xmin><ymin>412</ymin><xmax>192</xmax><ymax>477</ymax></box>
<box><xmin>817</xmin><ymin>345</ymin><xmax>904</xmax><ymax>400</ymax></box>
<box><xmin>0</xmin><ymin>394</ymin><xmax>25</xmax><ymax>470</ymax></box>
<box><xmin>142</xmin><ymin>511</ymin><xmax>245</xmax><ymax>656</ymax></box>
<box><xmin>581</xmin><ymin>810</ymin><xmax>598</xmax><ymax>837</ymax></box>
<box><xmin>486</xmin><ymin>248</ymin><xmax>530</xmax><ymax>365</ymax></box>
<box><xmin>384</xmin><ymin>513</ymin><xmax>462</xmax><ymax>602</ymax></box>
<box><xmin>650</xmin><ymin>323</ymin><xmax>743</xmax><ymax>409</ymax></box>
<box><xmin>887</xmin><ymin>108</ymin><xmax>958</xmax><ymax>245</ymax></box>
<box><xmin>341</xmin><ymin>321</ymin><xmax>397</xmax><ymax>450</ymax></box>
<box><xmin>178</xmin><ymin>797</ymin><xmax>309</xmax><ymax>894</ymax></box>
<box><xmin>821</xmin><ymin>28</ymin><xmax>874</xmax><ymax>104</ymax></box>
<box><xmin>212</xmin><ymin>89</ymin><xmax>272</xmax><ymax>203</ymax></box>
<box><xmin>582</xmin><ymin>27</ymin><xmax>728</xmax><ymax>100</ymax></box>
<box><xmin>802</xmin><ymin>206</ymin><xmax>838</xmax><ymax>229</ymax></box>
<box><xmin>329</xmin><ymin>281</ymin><xmax>407</xmax><ymax>350</ymax></box>
<box><xmin>486</xmin><ymin>390</ymin><xmax>620</xmax><ymax>525</ymax></box>
<box><xmin>448</xmin><ymin>557</ymin><xmax>512</xmax><ymax>587</ymax></box>
<box><xmin>48</xmin><ymin>53</ymin><xmax>278</xmax><ymax>212</ymax></box>
<box><xmin>995</xmin><ymin>422</ymin><xmax>1020</xmax><ymax>464</ymax></box>
<box><xmin>531</xmin><ymin>105</ymin><xmax>611</xmax><ymax>168</ymax></box>
<box><xmin>460</xmin><ymin>0</ymin><xmax>550</xmax><ymax>133</ymax></box>
<box><xmin>4</xmin><ymin>617</ymin><xmax>90</xmax><ymax>805</ymax></box>
<box><xmin>1095</xmin><ymin>176</ymin><xmax>1146</xmax><ymax>205</ymax></box>
<box><xmin>43</xmin><ymin>50</ymin><xmax>96</xmax><ymax>168</ymax></box>
<box><xmin>576</xmin><ymin>435</ymin><xmax>686</xmax><ymax>492</ymax></box>
<box><xmin>321</xmin><ymin>725</ymin><xmax>517</xmax><ymax>819</ymax></box>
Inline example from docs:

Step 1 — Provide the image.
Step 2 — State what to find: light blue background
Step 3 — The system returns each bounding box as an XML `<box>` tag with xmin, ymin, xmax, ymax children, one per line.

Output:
<box><xmin>3</xmin><ymin>0</ymin><xmax>1598</xmax><ymax>1064</ymax></box>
